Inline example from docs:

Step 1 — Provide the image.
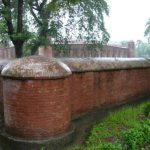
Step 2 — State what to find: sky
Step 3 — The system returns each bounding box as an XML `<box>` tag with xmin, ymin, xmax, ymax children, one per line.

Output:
<box><xmin>105</xmin><ymin>0</ymin><xmax>150</xmax><ymax>42</ymax></box>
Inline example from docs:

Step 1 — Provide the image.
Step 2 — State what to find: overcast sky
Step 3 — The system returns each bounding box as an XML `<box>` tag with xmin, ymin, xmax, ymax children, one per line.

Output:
<box><xmin>105</xmin><ymin>0</ymin><xmax>150</xmax><ymax>42</ymax></box>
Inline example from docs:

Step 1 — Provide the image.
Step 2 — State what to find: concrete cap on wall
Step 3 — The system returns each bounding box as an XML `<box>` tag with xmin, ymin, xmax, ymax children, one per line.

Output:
<box><xmin>2</xmin><ymin>56</ymin><xmax>71</xmax><ymax>79</ymax></box>
<box><xmin>61</xmin><ymin>58</ymin><xmax>150</xmax><ymax>72</ymax></box>
<box><xmin>0</xmin><ymin>59</ymin><xmax>12</xmax><ymax>73</ymax></box>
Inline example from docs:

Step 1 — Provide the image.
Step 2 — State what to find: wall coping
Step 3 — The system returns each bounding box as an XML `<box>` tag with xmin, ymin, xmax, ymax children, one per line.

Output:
<box><xmin>0</xmin><ymin>59</ymin><xmax>11</xmax><ymax>73</ymax></box>
<box><xmin>1</xmin><ymin>56</ymin><xmax>71</xmax><ymax>79</ymax></box>
<box><xmin>2</xmin><ymin>57</ymin><xmax>150</xmax><ymax>78</ymax></box>
<box><xmin>61</xmin><ymin>58</ymin><xmax>150</xmax><ymax>72</ymax></box>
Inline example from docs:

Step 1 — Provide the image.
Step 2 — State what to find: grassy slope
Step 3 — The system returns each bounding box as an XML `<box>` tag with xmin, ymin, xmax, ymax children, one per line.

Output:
<box><xmin>68</xmin><ymin>101</ymin><xmax>150</xmax><ymax>150</ymax></box>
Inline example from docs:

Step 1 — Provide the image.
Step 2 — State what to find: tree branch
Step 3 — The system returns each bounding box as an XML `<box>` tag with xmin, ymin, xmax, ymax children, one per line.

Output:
<box><xmin>39</xmin><ymin>0</ymin><xmax>47</xmax><ymax>12</ymax></box>
<box><xmin>29</xmin><ymin>6</ymin><xmax>42</xmax><ymax>25</ymax></box>
<box><xmin>31</xmin><ymin>0</ymin><xmax>41</xmax><ymax>11</ymax></box>
<box><xmin>1</xmin><ymin>0</ymin><xmax>7</xmax><ymax>6</ymax></box>
<box><xmin>1</xmin><ymin>0</ymin><xmax>14</xmax><ymax>41</ymax></box>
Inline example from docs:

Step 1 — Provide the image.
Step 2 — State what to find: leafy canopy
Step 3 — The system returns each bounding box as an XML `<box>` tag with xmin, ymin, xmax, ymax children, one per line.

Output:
<box><xmin>0</xmin><ymin>0</ymin><xmax>110</xmax><ymax>57</ymax></box>
<box><xmin>145</xmin><ymin>18</ymin><xmax>150</xmax><ymax>38</ymax></box>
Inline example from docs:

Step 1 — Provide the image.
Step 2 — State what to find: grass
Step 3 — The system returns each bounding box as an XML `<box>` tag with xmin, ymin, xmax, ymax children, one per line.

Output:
<box><xmin>68</xmin><ymin>101</ymin><xmax>150</xmax><ymax>150</ymax></box>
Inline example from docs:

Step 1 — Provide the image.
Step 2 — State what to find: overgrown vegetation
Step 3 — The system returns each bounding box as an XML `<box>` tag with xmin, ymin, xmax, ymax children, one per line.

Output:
<box><xmin>69</xmin><ymin>101</ymin><xmax>150</xmax><ymax>150</ymax></box>
<box><xmin>135</xmin><ymin>40</ymin><xmax>150</xmax><ymax>57</ymax></box>
<box><xmin>121</xmin><ymin>120</ymin><xmax>150</xmax><ymax>150</ymax></box>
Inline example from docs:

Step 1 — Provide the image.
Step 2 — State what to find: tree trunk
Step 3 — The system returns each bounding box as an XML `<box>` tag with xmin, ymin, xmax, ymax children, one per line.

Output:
<box><xmin>14</xmin><ymin>42</ymin><xmax>24</xmax><ymax>58</ymax></box>
<box><xmin>17</xmin><ymin>0</ymin><xmax>24</xmax><ymax>33</ymax></box>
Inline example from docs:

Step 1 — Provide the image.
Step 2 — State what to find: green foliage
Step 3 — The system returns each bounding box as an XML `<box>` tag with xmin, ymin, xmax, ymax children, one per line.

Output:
<box><xmin>0</xmin><ymin>0</ymin><xmax>33</xmax><ymax>57</ymax></box>
<box><xmin>86</xmin><ymin>143</ymin><xmax>122</xmax><ymax>150</ymax></box>
<box><xmin>67</xmin><ymin>145</ymin><xmax>85</xmax><ymax>150</ymax></box>
<box><xmin>0</xmin><ymin>0</ymin><xmax>110</xmax><ymax>56</ymax></box>
<box><xmin>143</xmin><ymin>103</ymin><xmax>150</xmax><ymax>117</ymax></box>
<box><xmin>23</xmin><ymin>48</ymin><xmax>31</xmax><ymax>57</ymax></box>
<box><xmin>145</xmin><ymin>18</ymin><xmax>150</xmax><ymax>37</ymax></box>
<box><xmin>121</xmin><ymin>120</ymin><xmax>150</xmax><ymax>150</ymax></box>
<box><xmin>0</xmin><ymin>18</ymin><xmax>10</xmax><ymax>47</ymax></box>
<box><xmin>135</xmin><ymin>40</ymin><xmax>150</xmax><ymax>57</ymax></box>
<box><xmin>69</xmin><ymin>143</ymin><xmax>122</xmax><ymax>150</ymax></box>
<box><xmin>28</xmin><ymin>0</ymin><xmax>110</xmax><ymax>54</ymax></box>
<box><xmin>40</xmin><ymin>147</ymin><xmax>46</xmax><ymax>150</ymax></box>
<box><xmin>69</xmin><ymin>101</ymin><xmax>150</xmax><ymax>150</ymax></box>
<box><xmin>11</xmin><ymin>32</ymin><xmax>33</xmax><ymax>41</ymax></box>
<box><xmin>52</xmin><ymin>40</ymin><xmax>71</xmax><ymax>57</ymax></box>
<box><xmin>86</xmin><ymin>105</ymin><xmax>143</xmax><ymax>146</ymax></box>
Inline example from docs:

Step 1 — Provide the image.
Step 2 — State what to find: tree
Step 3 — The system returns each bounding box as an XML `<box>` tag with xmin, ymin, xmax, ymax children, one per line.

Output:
<box><xmin>136</xmin><ymin>40</ymin><xmax>150</xmax><ymax>57</ymax></box>
<box><xmin>0</xmin><ymin>0</ymin><xmax>110</xmax><ymax>57</ymax></box>
<box><xmin>145</xmin><ymin>18</ymin><xmax>150</xmax><ymax>40</ymax></box>
<box><xmin>28</xmin><ymin>0</ymin><xmax>110</xmax><ymax>54</ymax></box>
<box><xmin>0</xmin><ymin>0</ymin><xmax>31</xmax><ymax>57</ymax></box>
<box><xmin>0</xmin><ymin>18</ymin><xmax>10</xmax><ymax>47</ymax></box>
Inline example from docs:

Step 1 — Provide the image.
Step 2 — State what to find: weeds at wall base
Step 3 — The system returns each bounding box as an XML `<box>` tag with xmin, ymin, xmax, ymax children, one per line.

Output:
<box><xmin>69</xmin><ymin>101</ymin><xmax>150</xmax><ymax>150</ymax></box>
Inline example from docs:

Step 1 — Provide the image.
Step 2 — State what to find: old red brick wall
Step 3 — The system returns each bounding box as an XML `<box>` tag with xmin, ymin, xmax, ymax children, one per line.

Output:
<box><xmin>60</xmin><ymin>58</ymin><xmax>150</xmax><ymax>118</ymax></box>
<box><xmin>70</xmin><ymin>73</ymin><xmax>96</xmax><ymax>117</ymax></box>
<box><xmin>38</xmin><ymin>46</ymin><xmax>52</xmax><ymax>57</ymax></box>
<box><xmin>1</xmin><ymin>57</ymin><xmax>150</xmax><ymax>140</ymax></box>
<box><xmin>0</xmin><ymin>77</ymin><xmax>3</xmax><ymax>112</ymax></box>
<box><xmin>3</xmin><ymin>79</ymin><xmax>71</xmax><ymax>139</ymax></box>
<box><xmin>7</xmin><ymin>47</ymin><xmax>16</xmax><ymax>59</ymax></box>
<box><xmin>0</xmin><ymin>47</ymin><xmax>16</xmax><ymax>59</ymax></box>
<box><xmin>51</xmin><ymin>43</ymin><xmax>133</xmax><ymax>58</ymax></box>
<box><xmin>128</xmin><ymin>41</ymin><xmax>135</xmax><ymax>57</ymax></box>
<box><xmin>0</xmin><ymin>60</ymin><xmax>11</xmax><ymax>112</ymax></box>
<box><xmin>69</xmin><ymin>69</ymin><xmax>150</xmax><ymax>118</ymax></box>
<box><xmin>94</xmin><ymin>69</ymin><xmax>150</xmax><ymax>106</ymax></box>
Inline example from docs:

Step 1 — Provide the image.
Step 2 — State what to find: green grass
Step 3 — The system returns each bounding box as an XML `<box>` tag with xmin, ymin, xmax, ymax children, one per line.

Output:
<box><xmin>86</xmin><ymin>105</ymin><xmax>144</xmax><ymax>145</ymax></box>
<box><xmin>69</xmin><ymin>101</ymin><xmax>150</xmax><ymax>150</ymax></box>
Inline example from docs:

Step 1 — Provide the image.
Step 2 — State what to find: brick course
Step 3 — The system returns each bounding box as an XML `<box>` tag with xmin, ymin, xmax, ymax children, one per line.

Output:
<box><xmin>51</xmin><ymin>42</ymin><xmax>135</xmax><ymax>58</ymax></box>
<box><xmin>0</xmin><ymin>78</ymin><xmax>3</xmax><ymax>111</ymax></box>
<box><xmin>68</xmin><ymin>69</ymin><xmax>150</xmax><ymax>118</ymax></box>
<box><xmin>0</xmin><ymin>59</ymin><xmax>11</xmax><ymax>112</ymax></box>
<box><xmin>3</xmin><ymin>79</ymin><xmax>71</xmax><ymax>139</ymax></box>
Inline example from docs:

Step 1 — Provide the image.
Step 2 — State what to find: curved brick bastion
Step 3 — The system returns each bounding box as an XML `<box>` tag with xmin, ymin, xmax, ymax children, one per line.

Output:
<box><xmin>1</xmin><ymin>56</ymin><xmax>72</xmax><ymax>139</ymax></box>
<box><xmin>61</xmin><ymin>58</ymin><xmax>150</xmax><ymax>118</ymax></box>
<box><xmin>0</xmin><ymin>59</ymin><xmax>11</xmax><ymax>112</ymax></box>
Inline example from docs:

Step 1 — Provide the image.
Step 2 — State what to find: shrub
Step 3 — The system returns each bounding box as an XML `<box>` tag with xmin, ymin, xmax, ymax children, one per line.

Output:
<box><xmin>143</xmin><ymin>103</ymin><xmax>150</xmax><ymax>117</ymax></box>
<box><xmin>86</xmin><ymin>143</ymin><xmax>122</xmax><ymax>150</ymax></box>
<box><xmin>121</xmin><ymin>120</ymin><xmax>150</xmax><ymax>150</ymax></box>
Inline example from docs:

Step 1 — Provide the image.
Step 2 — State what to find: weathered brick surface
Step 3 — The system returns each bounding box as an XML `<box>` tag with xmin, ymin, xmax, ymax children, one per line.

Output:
<box><xmin>0</xmin><ymin>59</ymin><xmax>11</xmax><ymax>112</ymax></box>
<box><xmin>0</xmin><ymin>77</ymin><xmax>3</xmax><ymax>112</ymax></box>
<box><xmin>52</xmin><ymin>42</ymin><xmax>134</xmax><ymax>58</ymax></box>
<box><xmin>70</xmin><ymin>73</ymin><xmax>96</xmax><ymax>117</ymax></box>
<box><xmin>3</xmin><ymin>79</ymin><xmax>71</xmax><ymax>139</ymax></box>
<box><xmin>70</xmin><ymin>69</ymin><xmax>150</xmax><ymax>118</ymax></box>
<box><xmin>94</xmin><ymin>69</ymin><xmax>150</xmax><ymax>107</ymax></box>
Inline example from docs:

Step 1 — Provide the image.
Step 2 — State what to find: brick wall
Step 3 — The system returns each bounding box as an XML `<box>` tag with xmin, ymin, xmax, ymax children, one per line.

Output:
<box><xmin>0</xmin><ymin>60</ymin><xmax>11</xmax><ymax>112</ymax></box>
<box><xmin>0</xmin><ymin>47</ymin><xmax>16</xmax><ymax>59</ymax></box>
<box><xmin>52</xmin><ymin>44</ymin><xmax>132</xmax><ymax>58</ymax></box>
<box><xmin>1</xmin><ymin>57</ymin><xmax>150</xmax><ymax>140</ymax></box>
<box><xmin>61</xmin><ymin>58</ymin><xmax>150</xmax><ymax>118</ymax></box>
<box><xmin>68</xmin><ymin>69</ymin><xmax>150</xmax><ymax>118</ymax></box>
<box><xmin>38</xmin><ymin>41</ymin><xmax>135</xmax><ymax>58</ymax></box>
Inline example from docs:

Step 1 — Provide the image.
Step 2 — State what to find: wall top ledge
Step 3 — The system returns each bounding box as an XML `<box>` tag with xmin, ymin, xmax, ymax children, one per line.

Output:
<box><xmin>61</xmin><ymin>57</ymin><xmax>150</xmax><ymax>72</ymax></box>
<box><xmin>0</xmin><ymin>59</ymin><xmax>12</xmax><ymax>73</ymax></box>
<box><xmin>1</xmin><ymin>56</ymin><xmax>71</xmax><ymax>79</ymax></box>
